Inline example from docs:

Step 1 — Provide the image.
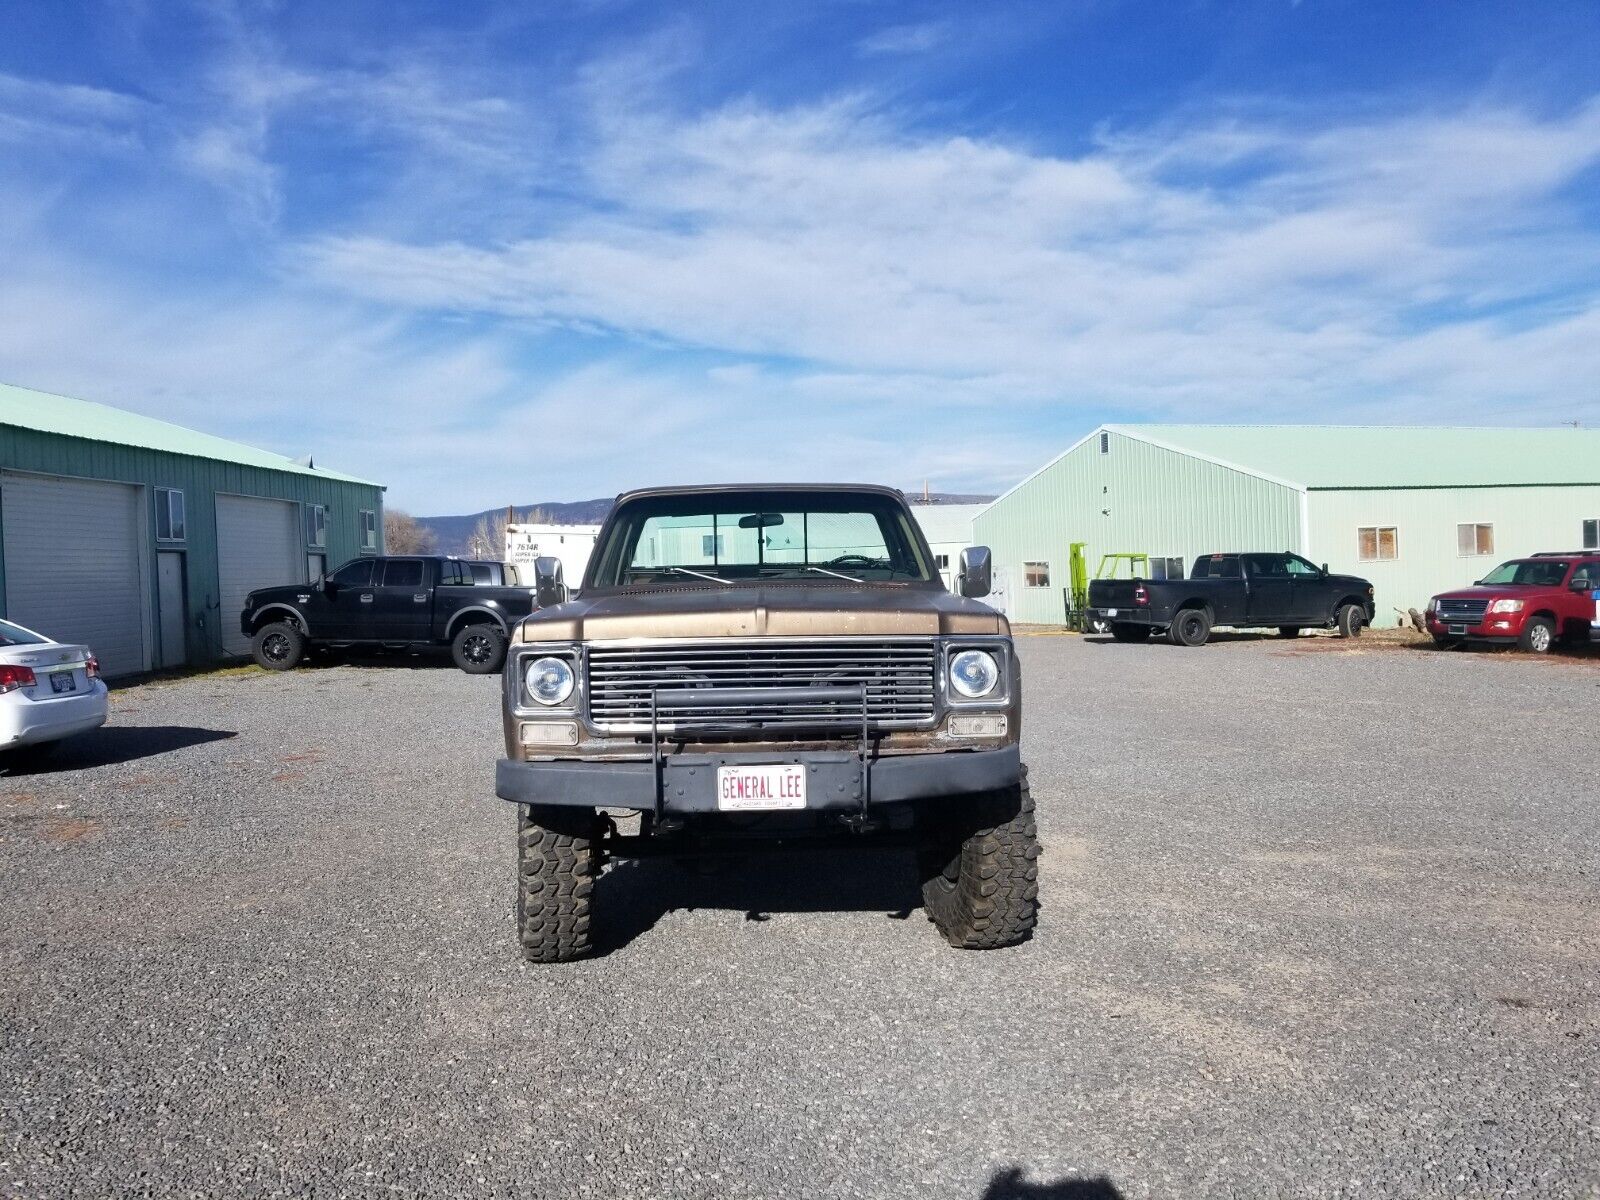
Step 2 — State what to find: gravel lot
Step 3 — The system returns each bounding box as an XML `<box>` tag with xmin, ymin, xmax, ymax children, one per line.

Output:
<box><xmin>2</xmin><ymin>635</ymin><xmax>1597</xmax><ymax>1199</ymax></box>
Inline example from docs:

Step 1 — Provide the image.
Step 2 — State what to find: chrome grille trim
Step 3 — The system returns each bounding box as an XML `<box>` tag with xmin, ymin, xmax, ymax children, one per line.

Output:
<box><xmin>584</xmin><ymin>638</ymin><xmax>939</xmax><ymax>732</ymax></box>
<box><xmin>1436</xmin><ymin>598</ymin><xmax>1489</xmax><ymax>622</ymax></box>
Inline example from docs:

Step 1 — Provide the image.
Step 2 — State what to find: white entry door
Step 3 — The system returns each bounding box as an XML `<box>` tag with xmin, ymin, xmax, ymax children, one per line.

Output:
<box><xmin>216</xmin><ymin>495</ymin><xmax>303</xmax><ymax>656</ymax></box>
<box><xmin>1</xmin><ymin>471</ymin><xmax>148</xmax><ymax>676</ymax></box>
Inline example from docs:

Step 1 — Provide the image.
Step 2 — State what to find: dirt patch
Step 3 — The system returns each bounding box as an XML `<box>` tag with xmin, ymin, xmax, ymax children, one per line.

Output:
<box><xmin>270</xmin><ymin>770</ymin><xmax>306</xmax><ymax>783</ymax></box>
<box><xmin>39</xmin><ymin>816</ymin><xmax>103</xmax><ymax>843</ymax></box>
<box><xmin>280</xmin><ymin>752</ymin><xmax>326</xmax><ymax>764</ymax></box>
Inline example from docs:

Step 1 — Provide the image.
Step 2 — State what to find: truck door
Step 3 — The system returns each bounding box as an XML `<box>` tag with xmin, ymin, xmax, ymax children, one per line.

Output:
<box><xmin>373</xmin><ymin>558</ymin><xmax>432</xmax><ymax>640</ymax></box>
<box><xmin>1284</xmin><ymin>554</ymin><xmax>1329</xmax><ymax>623</ymax></box>
<box><xmin>317</xmin><ymin>558</ymin><xmax>376</xmax><ymax>638</ymax></box>
<box><xmin>1242</xmin><ymin>554</ymin><xmax>1293</xmax><ymax>625</ymax></box>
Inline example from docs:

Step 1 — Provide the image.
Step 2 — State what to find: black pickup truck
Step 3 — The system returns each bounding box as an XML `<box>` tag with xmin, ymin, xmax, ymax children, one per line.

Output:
<box><xmin>241</xmin><ymin>556</ymin><xmax>545</xmax><ymax>673</ymax></box>
<box><xmin>1087</xmin><ymin>552</ymin><xmax>1375</xmax><ymax>646</ymax></box>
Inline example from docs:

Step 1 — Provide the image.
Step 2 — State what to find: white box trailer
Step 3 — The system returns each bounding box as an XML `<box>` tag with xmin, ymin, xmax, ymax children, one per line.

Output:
<box><xmin>504</xmin><ymin>524</ymin><xmax>601</xmax><ymax>589</ymax></box>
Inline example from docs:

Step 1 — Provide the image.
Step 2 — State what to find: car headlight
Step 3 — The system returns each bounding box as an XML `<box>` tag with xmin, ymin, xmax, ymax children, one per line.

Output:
<box><xmin>1488</xmin><ymin>599</ymin><xmax>1524</xmax><ymax>614</ymax></box>
<box><xmin>949</xmin><ymin>649</ymin><xmax>1000</xmax><ymax>699</ymax></box>
<box><xmin>524</xmin><ymin>656</ymin><xmax>575</xmax><ymax>706</ymax></box>
<box><xmin>1426</xmin><ymin>597</ymin><xmax>1439</xmax><ymax>613</ymax></box>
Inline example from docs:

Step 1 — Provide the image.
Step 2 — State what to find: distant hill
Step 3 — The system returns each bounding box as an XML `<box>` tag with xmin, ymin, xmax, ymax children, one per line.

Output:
<box><xmin>417</xmin><ymin>491</ymin><xmax>994</xmax><ymax>556</ymax></box>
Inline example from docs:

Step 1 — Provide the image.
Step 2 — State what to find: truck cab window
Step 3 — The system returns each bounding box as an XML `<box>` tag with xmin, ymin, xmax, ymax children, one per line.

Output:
<box><xmin>329</xmin><ymin>560</ymin><xmax>373</xmax><ymax>587</ymax></box>
<box><xmin>383</xmin><ymin>560</ymin><xmax>425</xmax><ymax>588</ymax></box>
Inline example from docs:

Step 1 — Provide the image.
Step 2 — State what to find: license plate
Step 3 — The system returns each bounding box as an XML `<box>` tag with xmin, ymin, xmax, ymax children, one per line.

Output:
<box><xmin>1448</xmin><ymin>623</ymin><xmax>1466</xmax><ymax>635</ymax></box>
<box><xmin>50</xmin><ymin>672</ymin><xmax>76</xmax><ymax>694</ymax></box>
<box><xmin>716</xmin><ymin>764</ymin><xmax>807</xmax><ymax>811</ymax></box>
<box><xmin>1105</xmin><ymin>608</ymin><xmax>1119</xmax><ymax>617</ymax></box>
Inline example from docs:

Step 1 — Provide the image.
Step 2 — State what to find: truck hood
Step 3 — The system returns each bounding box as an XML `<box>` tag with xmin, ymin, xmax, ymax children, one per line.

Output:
<box><xmin>1433</xmin><ymin>584</ymin><xmax>1555</xmax><ymax>601</ymax></box>
<box><xmin>515</xmin><ymin>584</ymin><xmax>1006</xmax><ymax>642</ymax></box>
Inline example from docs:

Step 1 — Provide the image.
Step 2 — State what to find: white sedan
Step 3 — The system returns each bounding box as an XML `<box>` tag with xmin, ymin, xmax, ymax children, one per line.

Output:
<box><xmin>0</xmin><ymin>618</ymin><xmax>108</xmax><ymax>756</ymax></box>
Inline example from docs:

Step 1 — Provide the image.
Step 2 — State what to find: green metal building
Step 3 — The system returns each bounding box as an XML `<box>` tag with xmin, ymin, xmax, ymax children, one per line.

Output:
<box><xmin>0</xmin><ymin>382</ymin><xmax>385</xmax><ymax>675</ymax></box>
<box><xmin>974</xmin><ymin>425</ymin><xmax>1600</xmax><ymax>626</ymax></box>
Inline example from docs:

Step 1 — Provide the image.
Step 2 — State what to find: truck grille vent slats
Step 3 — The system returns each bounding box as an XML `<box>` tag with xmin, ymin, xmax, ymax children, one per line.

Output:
<box><xmin>1436</xmin><ymin>598</ymin><xmax>1490</xmax><ymax>622</ymax></box>
<box><xmin>585</xmin><ymin>640</ymin><xmax>938</xmax><ymax>732</ymax></box>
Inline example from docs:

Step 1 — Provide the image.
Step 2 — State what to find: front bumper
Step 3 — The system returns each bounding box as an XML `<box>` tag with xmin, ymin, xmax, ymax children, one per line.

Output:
<box><xmin>1427</xmin><ymin>614</ymin><xmax>1524</xmax><ymax>642</ymax></box>
<box><xmin>497</xmin><ymin>745</ymin><xmax>1021</xmax><ymax>814</ymax></box>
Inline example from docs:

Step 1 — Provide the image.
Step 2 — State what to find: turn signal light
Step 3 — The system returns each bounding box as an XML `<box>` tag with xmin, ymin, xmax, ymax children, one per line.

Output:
<box><xmin>85</xmin><ymin>656</ymin><xmax>100</xmax><ymax>679</ymax></box>
<box><xmin>1134</xmin><ymin>585</ymin><xmax>1149</xmax><ymax>605</ymax></box>
<box><xmin>0</xmin><ymin>665</ymin><xmax>37</xmax><ymax>694</ymax></box>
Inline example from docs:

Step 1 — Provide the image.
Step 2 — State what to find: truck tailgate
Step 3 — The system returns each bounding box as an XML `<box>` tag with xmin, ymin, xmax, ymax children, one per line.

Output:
<box><xmin>1087</xmin><ymin>579</ymin><xmax>1143</xmax><ymax>609</ymax></box>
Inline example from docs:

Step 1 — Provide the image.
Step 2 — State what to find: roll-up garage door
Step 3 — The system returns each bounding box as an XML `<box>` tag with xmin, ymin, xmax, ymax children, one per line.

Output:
<box><xmin>216</xmin><ymin>495</ymin><xmax>303</xmax><ymax>656</ymax></box>
<box><xmin>1</xmin><ymin>471</ymin><xmax>148</xmax><ymax>677</ymax></box>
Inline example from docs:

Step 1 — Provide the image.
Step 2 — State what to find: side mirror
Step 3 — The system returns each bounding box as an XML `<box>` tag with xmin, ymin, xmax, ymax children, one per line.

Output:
<box><xmin>1321</xmin><ymin>563</ymin><xmax>1329</xmax><ymax>575</ymax></box>
<box><xmin>533</xmin><ymin>556</ymin><xmax>568</xmax><ymax>608</ymax></box>
<box><xmin>1572</xmin><ymin>578</ymin><xmax>1591</xmax><ymax>593</ymax></box>
<box><xmin>322</xmin><ymin>578</ymin><xmax>336</xmax><ymax>596</ymax></box>
<box><xmin>956</xmin><ymin>546</ymin><xmax>992</xmax><ymax>599</ymax></box>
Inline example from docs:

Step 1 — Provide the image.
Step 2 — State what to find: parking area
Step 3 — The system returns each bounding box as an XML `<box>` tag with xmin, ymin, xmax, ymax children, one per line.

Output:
<box><xmin>2</xmin><ymin>636</ymin><xmax>1596</xmax><ymax>1198</ymax></box>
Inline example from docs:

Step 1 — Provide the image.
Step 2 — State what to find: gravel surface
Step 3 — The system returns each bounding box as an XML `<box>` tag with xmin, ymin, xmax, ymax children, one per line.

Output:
<box><xmin>2</xmin><ymin>636</ymin><xmax>1596</xmax><ymax>1199</ymax></box>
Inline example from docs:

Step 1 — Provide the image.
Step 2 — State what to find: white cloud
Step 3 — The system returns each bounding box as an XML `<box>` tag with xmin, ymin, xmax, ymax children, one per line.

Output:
<box><xmin>857</xmin><ymin>21</ymin><xmax>951</xmax><ymax>57</ymax></box>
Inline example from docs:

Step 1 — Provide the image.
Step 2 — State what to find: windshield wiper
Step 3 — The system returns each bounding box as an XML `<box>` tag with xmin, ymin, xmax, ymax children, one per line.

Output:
<box><xmin>803</xmin><ymin>565</ymin><xmax>864</xmax><ymax>583</ymax></box>
<box><xmin>666</xmin><ymin>566</ymin><xmax>733</xmax><ymax>586</ymax></box>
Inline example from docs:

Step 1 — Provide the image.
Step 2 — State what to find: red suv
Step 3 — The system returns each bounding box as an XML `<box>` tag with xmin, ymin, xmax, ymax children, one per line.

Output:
<box><xmin>1428</xmin><ymin>553</ymin><xmax>1600</xmax><ymax>653</ymax></box>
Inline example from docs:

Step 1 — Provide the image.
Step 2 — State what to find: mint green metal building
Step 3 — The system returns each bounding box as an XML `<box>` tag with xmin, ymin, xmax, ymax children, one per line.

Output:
<box><xmin>974</xmin><ymin>425</ymin><xmax>1600</xmax><ymax>626</ymax></box>
<box><xmin>1</xmin><ymin>383</ymin><xmax>384</xmax><ymax>675</ymax></box>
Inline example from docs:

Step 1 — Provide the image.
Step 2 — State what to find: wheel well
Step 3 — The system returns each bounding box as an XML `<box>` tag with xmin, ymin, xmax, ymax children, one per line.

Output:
<box><xmin>1336</xmin><ymin>595</ymin><xmax>1366</xmax><ymax>610</ymax></box>
<box><xmin>447</xmin><ymin>612</ymin><xmax>507</xmax><ymax>640</ymax></box>
<box><xmin>1176</xmin><ymin>599</ymin><xmax>1211</xmax><ymax>616</ymax></box>
<box><xmin>250</xmin><ymin>607</ymin><xmax>303</xmax><ymax>634</ymax></box>
<box><xmin>1529</xmin><ymin>609</ymin><xmax>1558</xmax><ymax>623</ymax></box>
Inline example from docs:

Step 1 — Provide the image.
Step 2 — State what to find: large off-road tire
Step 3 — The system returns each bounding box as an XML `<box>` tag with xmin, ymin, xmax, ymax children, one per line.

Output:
<box><xmin>1335</xmin><ymin>603</ymin><xmax>1366</xmax><ymax>639</ymax></box>
<box><xmin>251</xmin><ymin>621</ymin><xmax>306</xmax><ymax>671</ymax></box>
<box><xmin>1110</xmin><ymin>622</ymin><xmax>1153</xmax><ymax>643</ymax></box>
<box><xmin>1168</xmin><ymin>607</ymin><xmax>1212</xmax><ymax>647</ymax></box>
<box><xmin>517</xmin><ymin>804</ymin><xmax>603</xmax><ymax>963</ymax></box>
<box><xmin>1518</xmin><ymin>616</ymin><xmax>1555</xmax><ymax>654</ymax></box>
<box><xmin>919</xmin><ymin>767</ymin><xmax>1040</xmax><ymax>950</ymax></box>
<box><xmin>452</xmin><ymin>623</ymin><xmax>508</xmax><ymax>674</ymax></box>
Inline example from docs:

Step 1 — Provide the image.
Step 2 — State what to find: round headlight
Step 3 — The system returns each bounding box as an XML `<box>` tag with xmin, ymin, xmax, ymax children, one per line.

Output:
<box><xmin>524</xmin><ymin>656</ymin><xmax>575</xmax><ymax>706</ymax></box>
<box><xmin>949</xmin><ymin>649</ymin><xmax>1000</xmax><ymax>699</ymax></box>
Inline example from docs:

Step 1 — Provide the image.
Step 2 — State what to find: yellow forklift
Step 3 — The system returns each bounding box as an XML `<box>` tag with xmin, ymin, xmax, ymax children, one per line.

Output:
<box><xmin>1067</xmin><ymin>543</ymin><xmax>1151</xmax><ymax>633</ymax></box>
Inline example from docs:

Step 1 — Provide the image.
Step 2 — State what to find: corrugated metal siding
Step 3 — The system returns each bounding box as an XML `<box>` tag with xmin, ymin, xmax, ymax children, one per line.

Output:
<box><xmin>1309</xmin><ymin>485</ymin><xmax>1600</xmax><ymax>620</ymax></box>
<box><xmin>974</xmin><ymin>430</ymin><xmax>1302</xmax><ymax>625</ymax></box>
<box><xmin>0</xmin><ymin>425</ymin><xmax>385</xmax><ymax>668</ymax></box>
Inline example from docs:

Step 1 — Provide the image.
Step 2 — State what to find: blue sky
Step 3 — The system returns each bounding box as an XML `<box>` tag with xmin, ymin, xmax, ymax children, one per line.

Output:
<box><xmin>2</xmin><ymin>1</ymin><xmax>1598</xmax><ymax>514</ymax></box>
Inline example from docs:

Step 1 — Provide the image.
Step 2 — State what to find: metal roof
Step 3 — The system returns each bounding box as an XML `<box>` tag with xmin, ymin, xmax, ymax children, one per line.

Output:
<box><xmin>1105</xmin><ymin>424</ymin><xmax>1600</xmax><ymax>490</ymax></box>
<box><xmin>0</xmin><ymin>381</ymin><xmax>381</xmax><ymax>487</ymax></box>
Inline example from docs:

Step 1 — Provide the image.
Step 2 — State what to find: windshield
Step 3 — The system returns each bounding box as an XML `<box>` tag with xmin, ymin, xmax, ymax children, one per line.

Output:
<box><xmin>587</xmin><ymin>491</ymin><xmax>933</xmax><ymax>588</ymax></box>
<box><xmin>0</xmin><ymin>619</ymin><xmax>47</xmax><ymax>647</ymax></box>
<box><xmin>1478</xmin><ymin>559</ymin><xmax>1570</xmax><ymax>587</ymax></box>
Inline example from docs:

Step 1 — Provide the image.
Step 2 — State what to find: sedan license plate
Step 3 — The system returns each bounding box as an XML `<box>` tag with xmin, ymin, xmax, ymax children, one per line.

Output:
<box><xmin>716</xmin><ymin>764</ymin><xmax>807</xmax><ymax>811</ymax></box>
<box><xmin>49</xmin><ymin>672</ymin><xmax>76</xmax><ymax>695</ymax></box>
<box><xmin>1448</xmin><ymin>623</ymin><xmax>1467</xmax><ymax>635</ymax></box>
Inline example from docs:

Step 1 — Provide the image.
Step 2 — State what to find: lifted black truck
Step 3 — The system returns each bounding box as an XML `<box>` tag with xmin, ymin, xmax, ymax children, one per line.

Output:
<box><xmin>1087</xmin><ymin>551</ymin><xmax>1375</xmax><ymax>646</ymax></box>
<box><xmin>241</xmin><ymin>555</ymin><xmax>547</xmax><ymax>674</ymax></box>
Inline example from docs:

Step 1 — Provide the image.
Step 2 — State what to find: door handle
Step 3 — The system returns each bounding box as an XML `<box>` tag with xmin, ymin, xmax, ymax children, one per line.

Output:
<box><xmin>360</xmin><ymin>593</ymin><xmax>374</xmax><ymax>603</ymax></box>
<box><xmin>413</xmin><ymin>594</ymin><xmax>427</xmax><ymax>603</ymax></box>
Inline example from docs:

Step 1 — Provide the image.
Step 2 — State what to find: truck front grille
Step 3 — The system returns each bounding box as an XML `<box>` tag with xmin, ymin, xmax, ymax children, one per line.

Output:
<box><xmin>585</xmin><ymin>639</ymin><xmax>938</xmax><ymax>732</ymax></box>
<box><xmin>1436</xmin><ymin>598</ymin><xmax>1490</xmax><ymax>623</ymax></box>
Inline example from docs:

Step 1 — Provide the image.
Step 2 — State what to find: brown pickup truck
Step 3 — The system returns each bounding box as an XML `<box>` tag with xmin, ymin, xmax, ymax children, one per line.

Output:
<box><xmin>495</xmin><ymin>483</ymin><xmax>1039</xmax><ymax>961</ymax></box>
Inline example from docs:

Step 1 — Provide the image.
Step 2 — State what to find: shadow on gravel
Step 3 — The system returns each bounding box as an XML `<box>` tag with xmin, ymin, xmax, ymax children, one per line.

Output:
<box><xmin>982</xmin><ymin>1167</ymin><xmax>1125</xmax><ymax>1199</ymax></box>
<box><xmin>592</xmin><ymin>849</ymin><xmax>922</xmax><ymax>957</ymax></box>
<box><xmin>6</xmin><ymin>726</ymin><xmax>237</xmax><ymax>774</ymax></box>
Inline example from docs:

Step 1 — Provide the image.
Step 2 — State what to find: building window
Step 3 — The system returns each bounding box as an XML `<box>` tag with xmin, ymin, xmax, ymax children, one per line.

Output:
<box><xmin>934</xmin><ymin>553</ymin><xmax>950</xmax><ymax>571</ymax></box>
<box><xmin>1099</xmin><ymin>432</ymin><xmax>1109</xmax><ymax>454</ymax></box>
<box><xmin>1456</xmin><ymin>523</ymin><xmax>1494</xmax><ymax>557</ymax></box>
<box><xmin>701</xmin><ymin>534</ymin><xmax>724</xmax><ymax>558</ymax></box>
<box><xmin>1023</xmin><ymin>561</ymin><xmax>1050</xmax><ymax>588</ymax></box>
<box><xmin>1358</xmin><ymin>526</ymin><xmax>1398</xmax><ymax>561</ymax></box>
<box><xmin>360</xmin><ymin>509</ymin><xmax>377</xmax><ymax>552</ymax></box>
<box><xmin>1584</xmin><ymin>519</ymin><xmax>1598</xmax><ymax>550</ymax></box>
<box><xmin>155</xmin><ymin>488</ymin><xmax>185</xmax><ymax>542</ymax></box>
<box><xmin>305</xmin><ymin>504</ymin><xmax>327</xmax><ymax>548</ymax></box>
<box><xmin>1149</xmin><ymin>556</ymin><xmax>1185</xmax><ymax>581</ymax></box>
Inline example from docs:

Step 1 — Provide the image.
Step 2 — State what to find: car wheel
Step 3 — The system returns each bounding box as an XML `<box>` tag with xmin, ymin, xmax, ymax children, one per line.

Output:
<box><xmin>452</xmin><ymin>624</ymin><xmax>507</xmax><ymax>674</ymax></box>
<box><xmin>1277</xmin><ymin>626</ymin><xmax>1301</xmax><ymax>639</ymax></box>
<box><xmin>1518</xmin><ymin>616</ymin><xmax>1555</xmax><ymax>654</ymax></box>
<box><xmin>1110</xmin><ymin>623</ymin><xmax>1153</xmax><ymax>643</ymax></box>
<box><xmin>251</xmin><ymin>621</ymin><xmax>306</xmax><ymax>671</ymax></box>
<box><xmin>1168</xmin><ymin>608</ymin><xmax>1212</xmax><ymax>647</ymax></box>
<box><xmin>1335</xmin><ymin>603</ymin><xmax>1365</xmax><ymax>638</ymax></box>
<box><xmin>517</xmin><ymin>804</ymin><xmax>603</xmax><ymax>963</ymax></box>
<box><xmin>918</xmin><ymin>765</ymin><xmax>1039</xmax><ymax>950</ymax></box>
